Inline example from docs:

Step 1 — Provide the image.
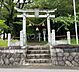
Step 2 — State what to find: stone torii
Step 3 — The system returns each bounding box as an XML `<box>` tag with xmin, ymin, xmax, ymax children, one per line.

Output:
<box><xmin>14</xmin><ymin>7</ymin><xmax>56</xmax><ymax>47</ymax></box>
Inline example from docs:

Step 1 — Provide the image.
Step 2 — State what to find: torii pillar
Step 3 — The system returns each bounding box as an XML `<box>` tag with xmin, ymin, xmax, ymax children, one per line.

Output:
<box><xmin>47</xmin><ymin>13</ymin><xmax>51</xmax><ymax>44</ymax></box>
<box><xmin>23</xmin><ymin>13</ymin><xmax>26</xmax><ymax>46</ymax></box>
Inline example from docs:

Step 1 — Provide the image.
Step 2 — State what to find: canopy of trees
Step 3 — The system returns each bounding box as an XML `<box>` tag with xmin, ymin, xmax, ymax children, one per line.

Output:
<box><xmin>0</xmin><ymin>0</ymin><xmax>79</xmax><ymax>37</ymax></box>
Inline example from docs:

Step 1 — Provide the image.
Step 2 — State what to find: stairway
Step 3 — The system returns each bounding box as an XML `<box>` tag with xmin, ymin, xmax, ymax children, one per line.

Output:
<box><xmin>26</xmin><ymin>45</ymin><xmax>51</xmax><ymax>65</ymax></box>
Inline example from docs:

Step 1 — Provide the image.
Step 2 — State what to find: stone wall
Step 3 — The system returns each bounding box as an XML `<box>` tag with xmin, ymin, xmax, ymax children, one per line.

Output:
<box><xmin>51</xmin><ymin>44</ymin><xmax>79</xmax><ymax>67</ymax></box>
<box><xmin>0</xmin><ymin>45</ymin><xmax>79</xmax><ymax>67</ymax></box>
<box><xmin>0</xmin><ymin>46</ymin><xmax>27</xmax><ymax>66</ymax></box>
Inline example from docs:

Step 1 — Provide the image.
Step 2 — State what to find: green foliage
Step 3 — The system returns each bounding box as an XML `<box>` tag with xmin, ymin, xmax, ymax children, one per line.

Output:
<box><xmin>71</xmin><ymin>38</ymin><xmax>79</xmax><ymax>45</ymax></box>
<box><xmin>0</xmin><ymin>39</ymin><xmax>18</xmax><ymax>47</ymax></box>
<box><xmin>0</xmin><ymin>20</ymin><xmax>9</xmax><ymax>29</ymax></box>
<box><xmin>0</xmin><ymin>39</ymin><xmax>8</xmax><ymax>47</ymax></box>
<box><xmin>53</xmin><ymin>15</ymin><xmax>74</xmax><ymax>31</ymax></box>
<box><xmin>24</xmin><ymin>0</ymin><xmax>59</xmax><ymax>9</ymax></box>
<box><xmin>0</xmin><ymin>0</ymin><xmax>79</xmax><ymax>37</ymax></box>
<box><xmin>0</xmin><ymin>0</ymin><xmax>19</xmax><ymax>36</ymax></box>
<box><xmin>27</xmin><ymin>26</ymin><xmax>35</xmax><ymax>35</ymax></box>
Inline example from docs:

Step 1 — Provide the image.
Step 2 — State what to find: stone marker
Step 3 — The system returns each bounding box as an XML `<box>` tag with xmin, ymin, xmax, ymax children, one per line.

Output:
<box><xmin>52</xmin><ymin>29</ymin><xmax>55</xmax><ymax>45</ymax></box>
<box><xmin>20</xmin><ymin>30</ymin><xmax>24</xmax><ymax>47</ymax></box>
<box><xmin>5</xmin><ymin>33</ymin><xmax>7</xmax><ymax>39</ymax></box>
<box><xmin>67</xmin><ymin>31</ymin><xmax>71</xmax><ymax>44</ymax></box>
<box><xmin>1</xmin><ymin>31</ymin><xmax>4</xmax><ymax>40</ymax></box>
<box><xmin>8</xmin><ymin>33</ymin><xmax>11</xmax><ymax>47</ymax></box>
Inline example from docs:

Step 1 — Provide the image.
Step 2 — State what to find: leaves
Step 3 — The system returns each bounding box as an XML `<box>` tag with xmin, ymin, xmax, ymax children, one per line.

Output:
<box><xmin>53</xmin><ymin>15</ymin><xmax>74</xmax><ymax>31</ymax></box>
<box><xmin>0</xmin><ymin>0</ymin><xmax>79</xmax><ymax>36</ymax></box>
<box><xmin>0</xmin><ymin>20</ymin><xmax>9</xmax><ymax>29</ymax></box>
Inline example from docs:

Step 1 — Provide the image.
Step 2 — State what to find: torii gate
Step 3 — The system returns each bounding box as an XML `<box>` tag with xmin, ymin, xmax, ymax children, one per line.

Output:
<box><xmin>14</xmin><ymin>7</ymin><xmax>56</xmax><ymax>47</ymax></box>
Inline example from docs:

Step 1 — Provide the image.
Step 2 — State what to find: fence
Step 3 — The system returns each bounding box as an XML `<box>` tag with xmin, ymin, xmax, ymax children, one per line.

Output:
<box><xmin>51</xmin><ymin>30</ymin><xmax>70</xmax><ymax>45</ymax></box>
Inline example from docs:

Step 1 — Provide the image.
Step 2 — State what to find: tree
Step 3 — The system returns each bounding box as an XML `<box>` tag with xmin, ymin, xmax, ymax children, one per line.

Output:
<box><xmin>0</xmin><ymin>0</ymin><xmax>79</xmax><ymax>37</ymax></box>
<box><xmin>53</xmin><ymin>15</ymin><xmax>74</xmax><ymax>31</ymax></box>
<box><xmin>0</xmin><ymin>0</ymin><xmax>20</xmax><ymax>37</ymax></box>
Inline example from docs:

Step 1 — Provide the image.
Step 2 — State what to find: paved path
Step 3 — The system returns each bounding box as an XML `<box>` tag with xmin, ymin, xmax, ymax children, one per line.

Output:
<box><xmin>0</xmin><ymin>65</ymin><xmax>79</xmax><ymax>72</ymax></box>
<box><xmin>0</xmin><ymin>68</ymin><xmax>79</xmax><ymax>72</ymax></box>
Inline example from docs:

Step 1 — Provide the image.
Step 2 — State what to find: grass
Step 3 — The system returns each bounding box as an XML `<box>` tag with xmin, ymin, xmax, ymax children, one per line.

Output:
<box><xmin>0</xmin><ymin>38</ymin><xmax>78</xmax><ymax>47</ymax></box>
<box><xmin>27</xmin><ymin>41</ymin><xmax>48</xmax><ymax>45</ymax></box>
<box><xmin>0</xmin><ymin>39</ymin><xmax>8</xmax><ymax>47</ymax></box>
<box><xmin>71</xmin><ymin>38</ymin><xmax>79</xmax><ymax>45</ymax></box>
<box><xmin>0</xmin><ymin>39</ymin><xmax>48</xmax><ymax>47</ymax></box>
<box><xmin>0</xmin><ymin>39</ymin><xmax>18</xmax><ymax>47</ymax></box>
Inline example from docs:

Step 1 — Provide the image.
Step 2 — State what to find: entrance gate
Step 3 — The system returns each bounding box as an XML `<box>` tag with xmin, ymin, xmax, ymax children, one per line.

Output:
<box><xmin>14</xmin><ymin>7</ymin><xmax>56</xmax><ymax>48</ymax></box>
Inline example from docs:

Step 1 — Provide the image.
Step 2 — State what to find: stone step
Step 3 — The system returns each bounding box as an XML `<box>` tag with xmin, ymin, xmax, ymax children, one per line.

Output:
<box><xmin>27</xmin><ymin>49</ymin><xmax>49</xmax><ymax>51</ymax></box>
<box><xmin>27</xmin><ymin>51</ymin><xmax>50</xmax><ymax>54</ymax></box>
<box><xmin>27</xmin><ymin>54</ymin><xmax>50</xmax><ymax>56</ymax></box>
<box><xmin>27</xmin><ymin>56</ymin><xmax>50</xmax><ymax>59</ymax></box>
<box><xmin>27</xmin><ymin>45</ymin><xmax>49</xmax><ymax>48</ymax></box>
<box><xmin>27</xmin><ymin>54</ymin><xmax>50</xmax><ymax>57</ymax></box>
<box><xmin>23</xmin><ymin>63</ymin><xmax>51</xmax><ymax>65</ymax></box>
<box><xmin>28</xmin><ymin>47</ymin><xmax>49</xmax><ymax>50</ymax></box>
<box><xmin>26</xmin><ymin>59</ymin><xmax>51</xmax><ymax>63</ymax></box>
<box><xmin>26</xmin><ymin>45</ymin><xmax>51</xmax><ymax>64</ymax></box>
<box><xmin>27</xmin><ymin>54</ymin><xmax>50</xmax><ymax>59</ymax></box>
<box><xmin>26</xmin><ymin>59</ymin><xmax>50</xmax><ymax>61</ymax></box>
